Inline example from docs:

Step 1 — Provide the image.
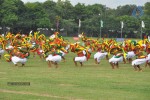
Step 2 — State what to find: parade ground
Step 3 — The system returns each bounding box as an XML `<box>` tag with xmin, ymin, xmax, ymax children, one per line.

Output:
<box><xmin>0</xmin><ymin>37</ymin><xmax>150</xmax><ymax>100</ymax></box>
<box><xmin>0</xmin><ymin>0</ymin><xmax>150</xmax><ymax>99</ymax></box>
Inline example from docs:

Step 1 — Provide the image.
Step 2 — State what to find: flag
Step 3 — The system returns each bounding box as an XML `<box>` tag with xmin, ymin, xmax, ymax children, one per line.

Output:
<box><xmin>121</xmin><ymin>21</ymin><xmax>124</xmax><ymax>29</ymax></box>
<box><xmin>141</xmin><ymin>21</ymin><xmax>145</xmax><ymax>28</ymax></box>
<box><xmin>100</xmin><ymin>20</ymin><xmax>103</xmax><ymax>28</ymax></box>
<box><xmin>79</xmin><ymin>19</ymin><xmax>81</xmax><ymax>28</ymax></box>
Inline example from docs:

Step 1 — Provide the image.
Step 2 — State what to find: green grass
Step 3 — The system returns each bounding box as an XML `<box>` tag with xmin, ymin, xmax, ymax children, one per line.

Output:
<box><xmin>0</xmin><ymin>38</ymin><xmax>150</xmax><ymax>100</ymax></box>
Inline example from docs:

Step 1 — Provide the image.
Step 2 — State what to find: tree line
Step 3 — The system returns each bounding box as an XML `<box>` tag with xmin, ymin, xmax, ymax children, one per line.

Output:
<box><xmin>0</xmin><ymin>0</ymin><xmax>150</xmax><ymax>38</ymax></box>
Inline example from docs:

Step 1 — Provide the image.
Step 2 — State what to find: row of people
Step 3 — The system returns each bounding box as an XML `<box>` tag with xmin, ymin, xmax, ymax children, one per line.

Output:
<box><xmin>0</xmin><ymin>32</ymin><xmax>150</xmax><ymax>71</ymax></box>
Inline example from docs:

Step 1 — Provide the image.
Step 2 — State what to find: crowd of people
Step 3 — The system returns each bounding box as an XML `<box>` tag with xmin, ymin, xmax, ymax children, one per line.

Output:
<box><xmin>0</xmin><ymin>32</ymin><xmax>150</xmax><ymax>72</ymax></box>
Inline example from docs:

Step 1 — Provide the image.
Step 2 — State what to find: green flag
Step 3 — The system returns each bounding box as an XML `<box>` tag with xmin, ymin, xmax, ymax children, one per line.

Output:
<box><xmin>100</xmin><ymin>20</ymin><xmax>103</xmax><ymax>28</ymax></box>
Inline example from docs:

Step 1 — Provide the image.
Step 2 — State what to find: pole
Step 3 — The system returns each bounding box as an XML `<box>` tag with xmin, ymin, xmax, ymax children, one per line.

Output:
<box><xmin>141</xmin><ymin>21</ymin><xmax>145</xmax><ymax>39</ymax></box>
<box><xmin>120</xmin><ymin>21</ymin><xmax>123</xmax><ymax>38</ymax></box>
<box><xmin>78</xmin><ymin>27</ymin><xmax>80</xmax><ymax>35</ymax></box>
<box><xmin>100</xmin><ymin>26</ymin><xmax>101</xmax><ymax>38</ymax></box>
<box><xmin>98</xmin><ymin>14</ymin><xmax>101</xmax><ymax>38</ymax></box>
<box><xmin>141</xmin><ymin>26</ymin><xmax>142</xmax><ymax>39</ymax></box>
<box><xmin>121</xmin><ymin>27</ymin><xmax>122</xmax><ymax>38</ymax></box>
<box><xmin>78</xmin><ymin>19</ymin><xmax>81</xmax><ymax>35</ymax></box>
<box><xmin>100</xmin><ymin>20</ymin><xmax>103</xmax><ymax>38</ymax></box>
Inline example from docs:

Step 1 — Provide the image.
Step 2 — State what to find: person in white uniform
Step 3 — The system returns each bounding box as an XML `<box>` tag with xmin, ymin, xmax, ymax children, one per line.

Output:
<box><xmin>109</xmin><ymin>48</ymin><xmax>126</xmax><ymax>69</ymax></box>
<box><xmin>145</xmin><ymin>45</ymin><xmax>150</xmax><ymax>68</ymax></box>
<box><xmin>46</xmin><ymin>48</ymin><xmax>62</xmax><ymax>68</ymax></box>
<box><xmin>11</xmin><ymin>51</ymin><xmax>29</xmax><ymax>66</ymax></box>
<box><xmin>94</xmin><ymin>49</ymin><xmax>108</xmax><ymax>64</ymax></box>
<box><xmin>131</xmin><ymin>51</ymin><xmax>146</xmax><ymax>71</ymax></box>
<box><xmin>126</xmin><ymin>51</ymin><xmax>136</xmax><ymax>63</ymax></box>
<box><xmin>73</xmin><ymin>50</ymin><xmax>87</xmax><ymax>66</ymax></box>
<box><xmin>0</xmin><ymin>48</ymin><xmax>4</xmax><ymax>59</ymax></box>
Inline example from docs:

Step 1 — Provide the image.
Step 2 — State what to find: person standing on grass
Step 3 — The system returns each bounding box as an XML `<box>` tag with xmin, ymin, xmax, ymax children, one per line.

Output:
<box><xmin>11</xmin><ymin>51</ymin><xmax>29</xmax><ymax>66</ymax></box>
<box><xmin>11</xmin><ymin>45</ymin><xmax>30</xmax><ymax>66</ymax></box>
<box><xmin>131</xmin><ymin>46</ymin><xmax>147</xmax><ymax>71</ymax></box>
<box><xmin>4</xmin><ymin>46</ymin><xmax>29</xmax><ymax>66</ymax></box>
<box><xmin>70</xmin><ymin>43</ymin><xmax>91</xmax><ymax>66</ymax></box>
<box><xmin>109</xmin><ymin>47</ymin><xmax>126</xmax><ymax>69</ymax></box>
<box><xmin>0</xmin><ymin>35</ymin><xmax>6</xmax><ymax>59</ymax></box>
<box><xmin>124</xmin><ymin>41</ymin><xmax>136</xmax><ymax>64</ymax></box>
<box><xmin>73</xmin><ymin>50</ymin><xmax>87</xmax><ymax>66</ymax></box>
<box><xmin>144</xmin><ymin>44</ymin><xmax>150</xmax><ymax>68</ymax></box>
<box><xmin>0</xmin><ymin>47</ymin><xmax>4</xmax><ymax>59</ymax></box>
<box><xmin>94</xmin><ymin>44</ymin><xmax>109</xmax><ymax>64</ymax></box>
<box><xmin>46</xmin><ymin>48</ymin><xmax>62</xmax><ymax>68</ymax></box>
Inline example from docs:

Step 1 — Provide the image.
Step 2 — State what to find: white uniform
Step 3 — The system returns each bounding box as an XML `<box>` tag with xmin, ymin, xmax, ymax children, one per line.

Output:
<box><xmin>75</xmin><ymin>56</ymin><xmax>87</xmax><ymax>62</ymax></box>
<box><xmin>132</xmin><ymin>58</ymin><xmax>146</xmax><ymax>66</ymax></box>
<box><xmin>0</xmin><ymin>49</ymin><xmax>4</xmax><ymax>55</ymax></box>
<box><xmin>126</xmin><ymin>51</ymin><xmax>135</xmax><ymax>59</ymax></box>
<box><xmin>59</xmin><ymin>50</ymin><xmax>66</xmax><ymax>57</ymax></box>
<box><xmin>109</xmin><ymin>54</ymin><xmax>123</xmax><ymax>64</ymax></box>
<box><xmin>75</xmin><ymin>50</ymin><xmax>87</xmax><ymax>62</ymax></box>
<box><xmin>11</xmin><ymin>56</ymin><xmax>27</xmax><ymax>65</ymax></box>
<box><xmin>146</xmin><ymin>54</ymin><xmax>150</xmax><ymax>63</ymax></box>
<box><xmin>94</xmin><ymin>52</ymin><xmax>108</xmax><ymax>63</ymax></box>
<box><xmin>46</xmin><ymin>54</ymin><xmax>62</xmax><ymax>63</ymax></box>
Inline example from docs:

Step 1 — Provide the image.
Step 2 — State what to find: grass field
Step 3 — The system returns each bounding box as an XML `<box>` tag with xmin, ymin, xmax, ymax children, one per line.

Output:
<box><xmin>0</xmin><ymin>38</ymin><xmax>150</xmax><ymax>100</ymax></box>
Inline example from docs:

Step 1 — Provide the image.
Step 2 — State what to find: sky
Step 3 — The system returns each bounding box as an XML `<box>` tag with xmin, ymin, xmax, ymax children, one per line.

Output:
<box><xmin>21</xmin><ymin>0</ymin><xmax>149</xmax><ymax>9</ymax></box>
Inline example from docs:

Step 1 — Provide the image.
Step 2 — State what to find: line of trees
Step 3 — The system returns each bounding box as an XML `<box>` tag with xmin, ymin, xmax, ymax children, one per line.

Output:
<box><xmin>0</xmin><ymin>0</ymin><xmax>150</xmax><ymax>38</ymax></box>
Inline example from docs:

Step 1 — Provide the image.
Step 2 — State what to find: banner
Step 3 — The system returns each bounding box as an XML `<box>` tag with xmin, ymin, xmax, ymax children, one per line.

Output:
<box><xmin>79</xmin><ymin>19</ymin><xmax>81</xmax><ymax>28</ymax></box>
<box><xmin>121</xmin><ymin>21</ymin><xmax>124</xmax><ymax>29</ymax></box>
<box><xmin>141</xmin><ymin>21</ymin><xmax>145</xmax><ymax>28</ymax></box>
<box><xmin>100</xmin><ymin>20</ymin><xmax>103</xmax><ymax>28</ymax></box>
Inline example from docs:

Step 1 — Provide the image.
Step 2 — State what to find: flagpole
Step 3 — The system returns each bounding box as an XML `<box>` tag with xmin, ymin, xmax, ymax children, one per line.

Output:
<box><xmin>121</xmin><ymin>21</ymin><xmax>123</xmax><ymax>38</ymax></box>
<box><xmin>121</xmin><ymin>27</ymin><xmax>122</xmax><ymax>38</ymax></box>
<box><xmin>100</xmin><ymin>20</ymin><xmax>103</xmax><ymax>38</ymax></box>
<box><xmin>99</xmin><ymin>14</ymin><xmax>102</xmax><ymax>38</ymax></box>
<box><xmin>141</xmin><ymin>21</ymin><xmax>145</xmax><ymax>39</ymax></box>
<box><xmin>100</xmin><ymin>26</ymin><xmax>101</xmax><ymax>38</ymax></box>
<box><xmin>141</xmin><ymin>25</ymin><xmax>142</xmax><ymax>39</ymax></box>
<box><xmin>78</xmin><ymin>19</ymin><xmax>81</xmax><ymax>35</ymax></box>
<box><xmin>78</xmin><ymin>27</ymin><xmax>80</xmax><ymax>35</ymax></box>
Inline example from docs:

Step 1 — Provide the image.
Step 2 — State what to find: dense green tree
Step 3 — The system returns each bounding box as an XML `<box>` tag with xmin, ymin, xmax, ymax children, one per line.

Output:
<box><xmin>1</xmin><ymin>0</ymin><xmax>19</xmax><ymax>27</ymax></box>
<box><xmin>116</xmin><ymin>15</ymin><xmax>140</xmax><ymax>38</ymax></box>
<box><xmin>61</xmin><ymin>0</ymin><xmax>74</xmax><ymax>19</ymax></box>
<box><xmin>0</xmin><ymin>0</ymin><xmax>149</xmax><ymax>38</ymax></box>
<box><xmin>0</xmin><ymin>0</ymin><xmax>5</xmax><ymax>25</ymax></box>
<box><xmin>115</xmin><ymin>5</ymin><xmax>137</xmax><ymax>16</ymax></box>
<box><xmin>61</xmin><ymin>19</ymin><xmax>77</xmax><ymax>36</ymax></box>
<box><xmin>85</xmin><ymin>4</ymin><xmax>104</xmax><ymax>18</ymax></box>
<box><xmin>74</xmin><ymin>3</ymin><xmax>87</xmax><ymax>20</ymax></box>
<box><xmin>24</xmin><ymin>2</ymin><xmax>51</xmax><ymax>31</ymax></box>
<box><xmin>42</xmin><ymin>0</ymin><xmax>57</xmax><ymax>29</ymax></box>
<box><xmin>144</xmin><ymin>2</ymin><xmax>150</xmax><ymax>15</ymax></box>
